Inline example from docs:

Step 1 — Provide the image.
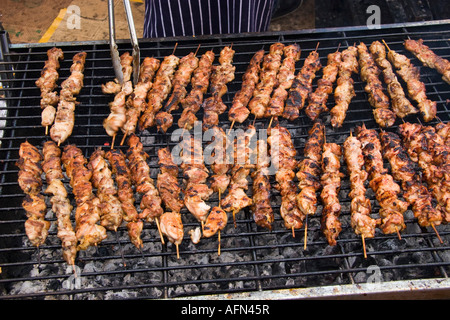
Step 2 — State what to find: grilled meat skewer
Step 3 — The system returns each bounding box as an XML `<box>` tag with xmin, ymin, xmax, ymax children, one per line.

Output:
<box><xmin>320</xmin><ymin>142</ymin><xmax>343</xmax><ymax>245</ymax></box>
<box><xmin>139</xmin><ymin>54</ymin><xmax>180</xmax><ymax>130</ymax></box>
<box><xmin>305</xmin><ymin>50</ymin><xmax>341</xmax><ymax>121</ymax></box>
<box><xmin>16</xmin><ymin>141</ymin><xmax>51</xmax><ymax>247</ymax></box>
<box><xmin>61</xmin><ymin>145</ymin><xmax>107</xmax><ymax>250</ymax></box>
<box><xmin>50</xmin><ymin>51</ymin><xmax>87</xmax><ymax>145</ymax></box>
<box><xmin>155</xmin><ymin>52</ymin><xmax>199</xmax><ymax>133</ymax></box>
<box><xmin>265</xmin><ymin>44</ymin><xmax>301</xmax><ymax>119</ymax></box>
<box><xmin>405</xmin><ymin>39</ymin><xmax>450</xmax><ymax>85</ymax></box>
<box><xmin>356</xmin><ymin>125</ymin><xmax>408</xmax><ymax>235</ymax></box>
<box><xmin>89</xmin><ymin>149</ymin><xmax>124</xmax><ymax>231</ymax></box>
<box><xmin>296</xmin><ymin>121</ymin><xmax>324</xmax><ymax>219</ymax></box>
<box><xmin>251</xmin><ymin>138</ymin><xmax>274</xmax><ymax>230</ymax></box>
<box><xmin>42</xmin><ymin>141</ymin><xmax>77</xmax><ymax>266</ymax></box>
<box><xmin>282</xmin><ymin>49</ymin><xmax>322</xmax><ymax>121</ymax></box>
<box><xmin>357</xmin><ymin>42</ymin><xmax>396</xmax><ymax>127</ymax></box>
<box><xmin>179</xmin><ymin>135</ymin><xmax>213</xmax><ymax>227</ymax></box>
<box><xmin>105</xmin><ymin>149</ymin><xmax>143</xmax><ymax>249</ymax></box>
<box><xmin>249</xmin><ymin>43</ymin><xmax>284</xmax><ymax>119</ymax></box>
<box><xmin>399</xmin><ymin>122</ymin><xmax>450</xmax><ymax>222</ymax></box>
<box><xmin>343</xmin><ymin>135</ymin><xmax>377</xmax><ymax>240</ymax></box>
<box><xmin>228</xmin><ymin>50</ymin><xmax>265</xmax><ymax>124</ymax></box>
<box><xmin>122</xmin><ymin>57</ymin><xmax>161</xmax><ymax>138</ymax></box>
<box><xmin>36</xmin><ymin>47</ymin><xmax>64</xmax><ymax>130</ymax></box>
<box><xmin>386</xmin><ymin>46</ymin><xmax>436</xmax><ymax>122</ymax></box>
<box><xmin>178</xmin><ymin>50</ymin><xmax>215</xmax><ymax>130</ymax></box>
<box><xmin>202</xmin><ymin>46</ymin><xmax>235</xmax><ymax>131</ymax></box>
<box><xmin>370</xmin><ymin>41</ymin><xmax>418</xmax><ymax>118</ymax></box>
<box><xmin>221</xmin><ymin>125</ymin><xmax>256</xmax><ymax>226</ymax></box>
<box><xmin>380</xmin><ymin>131</ymin><xmax>443</xmax><ymax>228</ymax></box>
<box><xmin>268</xmin><ymin>125</ymin><xmax>303</xmax><ymax>232</ymax></box>
<box><xmin>126</xmin><ymin>134</ymin><xmax>164</xmax><ymax>224</ymax></box>
<box><xmin>103</xmin><ymin>52</ymin><xmax>134</xmax><ymax>140</ymax></box>
<box><xmin>330</xmin><ymin>46</ymin><xmax>359</xmax><ymax>128</ymax></box>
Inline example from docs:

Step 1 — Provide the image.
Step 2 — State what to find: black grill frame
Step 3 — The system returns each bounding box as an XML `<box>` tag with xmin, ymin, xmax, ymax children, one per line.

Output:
<box><xmin>0</xmin><ymin>20</ymin><xmax>449</xmax><ymax>300</ymax></box>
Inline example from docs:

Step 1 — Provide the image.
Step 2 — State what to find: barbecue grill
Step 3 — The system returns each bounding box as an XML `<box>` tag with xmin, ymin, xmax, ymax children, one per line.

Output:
<box><xmin>0</xmin><ymin>20</ymin><xmax>449</xmax><ymax>300</ymax></box>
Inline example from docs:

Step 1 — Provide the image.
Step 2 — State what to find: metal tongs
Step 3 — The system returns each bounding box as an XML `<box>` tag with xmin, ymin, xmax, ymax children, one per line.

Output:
<box><xmin>108</xmin><ymin>0</ymin><xmax>140</xmax><ymax>85</ymax></box>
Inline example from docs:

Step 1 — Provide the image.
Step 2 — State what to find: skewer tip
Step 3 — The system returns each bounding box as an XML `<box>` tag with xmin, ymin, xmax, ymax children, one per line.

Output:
<box><xmin>172</xmin><ymin>43</ymin><xmax>178</xmax><ymax>55</ymax></box>
<box><xmin>430</xmin><ymin>222</ymin><xmax>443</xmax><ymax>244</ymax></box>
<box><xmin>395</xmin><ymin>226</ymin><xmax>402</xmax><ymax>241</ymax></box>
<box><xmin>361</xmin><ymin>234</ymin><xmax>367</xmax><ymax>259</ymax></box>
<box><xmin>315</xmin><ymin>42</ymin><xmax>320</xmax><ymax>52</ymax></box>
<box><xmin>111</xmin><ymin>134</ymin><xmax>116</xmax><ymax>150</ymax></box>
<box><xmin>382</xmin><ymin>39</ymin><xmax>392</xmax><ymax>52</ymax></box>
<box><xmin>120</xmin><ymin>131</ymin><xmax>128</xmax><ymax>146</ymax></box>
<box><xmin>303</xmin><ymin>223</ymin><xmax>308</xmax><ymax>250</ymax></box>
<box><xmin>218</xmin><ymin>230</ymin><xmax>221</xmax><ymax>256</ymax></box>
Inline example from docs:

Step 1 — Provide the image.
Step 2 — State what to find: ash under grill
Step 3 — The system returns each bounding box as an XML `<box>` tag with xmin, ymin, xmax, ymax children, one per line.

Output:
<box><xmin>0</xmin><ymin>21</ymin><xmax>449</xmax><ymax>300</ymax></box>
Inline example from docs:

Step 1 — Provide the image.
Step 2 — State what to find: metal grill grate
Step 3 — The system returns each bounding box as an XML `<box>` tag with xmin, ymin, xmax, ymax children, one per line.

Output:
<box><xmin>0</xmin><ymin>21</ymin><xmax>449</xmax><ymax>299</ymax></box>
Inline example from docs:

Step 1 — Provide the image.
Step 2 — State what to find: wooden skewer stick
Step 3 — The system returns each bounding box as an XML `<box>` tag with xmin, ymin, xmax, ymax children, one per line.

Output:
<box><xmin>431</xmin><ymin>222</ymin><xmax>443</xmax><ymax>244</ymax></box>
<box><xmin>218</xmin><ymin>192</ymin><xmax>223</xmax><ymax>256</ymax></box>
<box><xmin>176</xmin><ymin>243</ymin><xmax>180</xmax><ymax>259</ymax></box>
<box><xmin>218</xmin><ymin>230</ymin><xmax>221</xmax><ymax>256</ymax></box>
<box><xmin>180</xmin><ymin>123</ymin><xmax>188</xmax><ymax>139</ymax></box>
<box><xmin>382</xmin><ymin>39</ymin><xmax>392</xmax><ymax>52</ymax></box>
<box><xmin>292</xmin><ymin>226</ymin><xmax>295</xmax><ymax>238</ymax></box>
<box><xmin>194</xmin><ymin>44</ymin><xmax>201</xmax><ymax>57</ymax></box>
<box><xmin>155</xmin><ymin>217</ymin><xmax>165</xmax><ymax>245</ymax></box>
<box><xmin>304</xmin><ymin>215</ymin><xmax>308</xmax><ymax>250</ymax></box>
<box><xmin>172</xmin><ymin>43</ymin><xmax>178</xmax><ymax>56</ymax></box>
<box><xmin>228</xmin><ymin>120</ymin><xmax>235</xmax><ymax>135</ymax></box>
<box><xmin>116</xmin><ymin>231</ymin><xmax>127</xmax><ymax>267</ymax></box>
<box><xmin>45</xmin><ymin>126</ymin><xmax>48</xmax><ymax>135</ymax></box>
<box><xmin>72</xmin><ymin>263</ymin><xmax>78</xmax><ymax>278</ymax></box>
<box><xmin>268</xmin><ymin>116</ymin><xmax>274</xmax><ymax>131</ymax></box>
<box><xmin>57</xmin><ymin>140</ymin><xmax>61</xmax><ymax>147</ymax></box>
<box><xmin>315</xmin><ymin>42</ymin><xmax>320</xmax><ymax>52</ymax></box>
<box><xmin>120</xmin><ymin>131</ymin><xmax>129</xmax><ymax>146</ymax></box>
<box><xmin>232</xmin><ymin>210</ymin><xmax>237</xmax><ymax>229</ymax></box>
<box><xmin>362</xmin><ymin>234</ymin><xmax>367</xmax><ymax>259</ymax></box>
<box><xmin>395</xmin><ymin>226</ymin><xmax>402</xmax><ymax>240</ymax></box>
<box><xmin>336</xmin><ymin>43</ymin><xmax>341</xmax><ymax>52</ymax></box>
<box><xmin>111</xmin><ymin>134</ymin><xmax>116</xmax><ymax>150</ymax></box>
